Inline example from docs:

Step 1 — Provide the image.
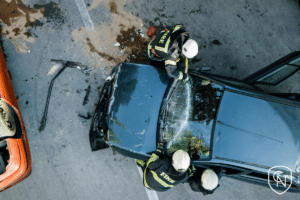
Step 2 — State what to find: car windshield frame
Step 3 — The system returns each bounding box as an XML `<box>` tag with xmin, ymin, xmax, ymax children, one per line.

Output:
<box><xmin>157</xmin><ymin>74</ymin><xmax>224</xmax><ymax>161</ymax></box>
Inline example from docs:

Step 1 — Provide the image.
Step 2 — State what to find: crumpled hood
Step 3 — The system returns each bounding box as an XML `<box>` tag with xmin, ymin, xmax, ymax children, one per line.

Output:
<box><xmin>106</xmin><ymin>63</ymin><xmax>171</xmax><ymax>154</ymax></box>
<box><xmin>213</xmin><ymin>90</ymin><xmax>300</xmax><ymax>172</ymax></box>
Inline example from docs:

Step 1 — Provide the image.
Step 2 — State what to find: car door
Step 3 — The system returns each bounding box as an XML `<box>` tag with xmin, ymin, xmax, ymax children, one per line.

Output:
<box><xmin>243</xmin><ymin>51</ymin><xmax>300</xmax><ymax>86</ymax></box>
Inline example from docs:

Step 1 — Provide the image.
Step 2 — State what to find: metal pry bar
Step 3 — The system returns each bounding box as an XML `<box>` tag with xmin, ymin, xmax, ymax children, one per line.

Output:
<box><xmin>39</xmin><ymin>60</ymin><xmax>92</xmax><ymax>132</ymax></box>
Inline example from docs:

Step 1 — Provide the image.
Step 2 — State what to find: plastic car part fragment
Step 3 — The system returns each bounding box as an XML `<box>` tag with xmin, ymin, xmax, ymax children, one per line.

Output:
<box><xmin>89</xmin><ymin>81</ymin><xmax>110</xmax><ymax>151</ymax></box>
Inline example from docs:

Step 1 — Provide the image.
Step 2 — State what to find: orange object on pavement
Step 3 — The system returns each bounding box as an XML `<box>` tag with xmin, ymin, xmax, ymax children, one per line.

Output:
<box><xmin>0</xmin><ymin>46</ymin><xmax>31</xmax><ymax>192</ymax></box>
<box><xmin>147</xmin><ymin>26</ymin><xmax>157</xmax><ymax>38</ymax></box>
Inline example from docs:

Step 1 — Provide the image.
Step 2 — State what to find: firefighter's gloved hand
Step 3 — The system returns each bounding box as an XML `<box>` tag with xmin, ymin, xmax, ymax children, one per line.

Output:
<box><xmin>156</xmin><ymin>142</ymin><xmax>167</xmax><ymax>156</ymax></box>
<box><xmin>177</xmin><ymin>72</ymin><xmax>189</xmax><ymax>82</ymax></box>
<box><xmin>183</xmin><ymin>74</ymin><xmax>189</xmax><ymax>83</ymax></box>
<box><xmin>190</xmin><ymin>164</ymin><xmax>197</xmax><ymax>177</ymax></box>
<box><xmin>177</xmin><ymin>73</ymin><xmax>189</xmax><ymax>82</ymax></box>
<box><xmin>170</xmin><ymin>49</ymin><xmax>180</xmax><ymax>61</ymax></box>
<box><xmin>201</xmin><ymin>80</ymin><xmax>210</xmax><ymax>85</ymax></box>
<box><xmin>157</xmin><ymin>142</ymin><xmax>167</xmax><ymax>150</ymax></box>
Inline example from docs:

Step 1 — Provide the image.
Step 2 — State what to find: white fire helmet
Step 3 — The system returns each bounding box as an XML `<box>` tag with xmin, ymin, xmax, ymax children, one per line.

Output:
<box><xmin>201</xmin><ymin>169</ymin><xmax>219</xmax><ymax>191</ymax></box>
<box><xmin>172</xmin><ymin>150</ymin><xmax>190</xmax><ymax>173</ymax></box>
<box><xmin>182</xmin><ymin>39</ymin><xmax>198</xmax><ymax>58</ymax></box>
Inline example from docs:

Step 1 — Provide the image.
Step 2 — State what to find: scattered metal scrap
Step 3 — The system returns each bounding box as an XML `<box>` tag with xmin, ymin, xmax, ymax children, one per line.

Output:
<box><xmin>39</xmin><ymin>60</ymin><xmax>92</xmax><ymax>132</ymax></box>
<box><xmin>83</xmin><ymin>85</ymin><xmax>91</xmax><ymax>105</ymax></box>
<box><xmin>78</xmin><ymin>113</ymin><xmax>92</xmax><ymax>120</ymax></box>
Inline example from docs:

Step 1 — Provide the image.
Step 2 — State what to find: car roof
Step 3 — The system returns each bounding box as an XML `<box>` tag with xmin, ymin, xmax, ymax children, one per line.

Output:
<box><xmin>212</xmin><ymin>89</ymin><xmax>300</xmax><ymax>173</ymax></box>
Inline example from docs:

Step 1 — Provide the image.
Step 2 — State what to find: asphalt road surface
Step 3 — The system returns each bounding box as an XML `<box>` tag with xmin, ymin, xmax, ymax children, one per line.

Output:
<box><xmin>0</xmin><ymin>0</ymin><xmax>300</xmax><ymax>199</ymax></box>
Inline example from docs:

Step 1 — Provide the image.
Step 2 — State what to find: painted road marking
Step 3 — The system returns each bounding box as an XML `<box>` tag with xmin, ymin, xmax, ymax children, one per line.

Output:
<box><xmin>135</xmin><ymin>160</ymin><xmax>159</xmax><ymax>200</ymax></box>
<box><xmin>74</xmin><ymin>0</ymin><xmax>94</xmax><ymax>31</ymax></box>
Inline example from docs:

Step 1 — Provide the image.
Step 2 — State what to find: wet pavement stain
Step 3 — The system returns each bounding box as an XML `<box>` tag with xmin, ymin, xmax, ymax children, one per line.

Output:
<box><xmin>72</xmin><ymin>0</ymin><xmax>148</xmax><ymax>70</ymax></box>
<box><xmin>0</xmin><ymin>0</ymin><xmax>66</xmax><ymax>53</ymax></box>
<box><xmin>211</xmin><ymin>39</ymin><xmax>222</xmax><ymax>46</ymax></box>
<box><xmin>0</xmin><ymin>0</ymin><xmax>44</xmax><ymax>53</ymax></box>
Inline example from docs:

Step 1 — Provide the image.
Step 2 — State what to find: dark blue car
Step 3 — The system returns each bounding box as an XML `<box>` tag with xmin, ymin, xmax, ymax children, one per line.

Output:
<box><xmin>90</xmin><ymin>51</ymin><xmax>300</xmax><ymax>193</ymax></box>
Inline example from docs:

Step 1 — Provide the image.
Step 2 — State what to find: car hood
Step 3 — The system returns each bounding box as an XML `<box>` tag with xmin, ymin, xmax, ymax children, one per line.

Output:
<box><xmin>106</xmin><ymin>63</ymin><xmax>171</xmax><ymax>154</ymax></box>
<box><xmin>213</xmin><ymin>90</ymin><xmax>300</xmax><ymax>172</ymax></box>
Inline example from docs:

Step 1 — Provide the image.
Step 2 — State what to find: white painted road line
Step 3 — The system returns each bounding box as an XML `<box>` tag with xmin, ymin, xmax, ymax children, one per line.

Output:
<box><xmin>74</xmin><ymin>0</ymin><xmax>94</xmax><ymax>31</ymax></box>
<box><xmin>136</xmin><ymin>161</ymin><xmax>159</xmax><ymax>200</ymax></box>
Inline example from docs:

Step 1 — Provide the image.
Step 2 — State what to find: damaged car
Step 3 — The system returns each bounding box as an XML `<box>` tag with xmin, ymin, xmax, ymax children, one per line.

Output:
<box><xmin>90</xmin><ymin>51</ymin><xmax>300</xmax><ymax>193</ymax></box>
<box><xmin>0</xmin><ymin>46</ymin><xmax>31</xmax><ymax>192</ymax></box>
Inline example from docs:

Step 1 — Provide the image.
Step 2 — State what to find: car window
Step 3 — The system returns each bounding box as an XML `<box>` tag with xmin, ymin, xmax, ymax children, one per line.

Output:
<box><xmin>255</xmin><ymin>64</ymin><xmax>299</xmax><ymax>85</ymax></box>
<box><xmin>243</xmin><ymin>52</ymin><xmax>300</xmax><ymax>86</ymax></box>
<box><xmin>161</xmin><ymin>76</ymin><xmax>223</xmax><ymax>160</ymax></box>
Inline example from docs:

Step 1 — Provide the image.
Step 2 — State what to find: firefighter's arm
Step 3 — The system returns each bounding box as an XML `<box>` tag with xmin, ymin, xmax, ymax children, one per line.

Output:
<box><xmin>146</xmin><ymin>142</ymin><xmax>167</xmax><ymax>170</ymax></box>
<box><xmin>165</xmin><ymin>62</ymin><xmax>189</xmax><ymax>82</ymax></box>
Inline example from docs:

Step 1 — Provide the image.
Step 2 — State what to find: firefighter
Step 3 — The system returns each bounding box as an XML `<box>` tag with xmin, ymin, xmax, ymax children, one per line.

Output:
<box><xmin>136</xmin><ymin>143</ymin><xmax>196</xmax><ymax>192</ymax></box>
<box><xmin>187</xmin><ymin>167</ymin><xmax>222</xmax><ymax>195</ymax></box>
<box><xmin>147</xmin><ymin>25</ymin><xmax>199</xmax><ymax>82</ymax></box>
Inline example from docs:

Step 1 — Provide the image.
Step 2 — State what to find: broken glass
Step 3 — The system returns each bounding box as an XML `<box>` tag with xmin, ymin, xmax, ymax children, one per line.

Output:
<box><xmin>162</xmin><ymin>76</ymin><xmax>223</xmax><ymax>159</ymax></box>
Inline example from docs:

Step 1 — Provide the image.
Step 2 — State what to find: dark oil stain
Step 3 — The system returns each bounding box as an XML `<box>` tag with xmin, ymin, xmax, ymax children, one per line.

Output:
<box><xmin>230</xmin><ymin>66</ymin><xmax>237</xmax><ymax>70</ymax></box>
<box><xmin>189</xmin><ymin>8</ymin><xmax>202</xmax><ymax>14</ymax></box>
<box><xmin>26</xmin><ymin>20</ymin><xmax>44</xmax><ymax>29</ymax></box>
<box><xmin>33</xmin><ymin>2</ymin><xmax>66</xmax><ymax>29</ymax></box>
<box><xmin>12</xmin><ymin>28</ymin><xmax>21</xmax><ymax>36</ymax></box>
<box><xmin>211</xmin><ymin>40</ymin><xmax>221</xmax><ymax>46</ymax></box>
<box><xmin>86</xmin><ymin>38</ymin><xmax>121</xmax><ymax>62</ymax></box>
<box><xmin>109</xmin><ymin>0</ymin><xmax>118</xmax><ymax>14</ymax></box>
<box><xmin>116</xmin><ymin>26</ymin><xmax>149</xmax><ymax>62</ymax></box>
<box><xmin>23</xmin><ymin>31</ymin><xmax>32</xmax><ymax>38</ymax></box>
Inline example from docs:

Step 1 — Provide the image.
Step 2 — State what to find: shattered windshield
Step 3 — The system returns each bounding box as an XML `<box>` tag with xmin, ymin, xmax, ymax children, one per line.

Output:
<box><xmin>161</xmin><ymin>76</ymin><xmax>223</xmax><ymax>160</ymax></box>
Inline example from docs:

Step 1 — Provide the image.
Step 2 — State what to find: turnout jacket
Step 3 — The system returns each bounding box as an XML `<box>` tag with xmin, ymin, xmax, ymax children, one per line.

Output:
<box><xmin>147</xmin><ymin>25</ymin><xmax>190</xmax><ymax>80</ymax></box>
<box><xmin>137</xmin><ymin>149</ymin><xmax>196</xmax><ymax>192</ymax></box>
